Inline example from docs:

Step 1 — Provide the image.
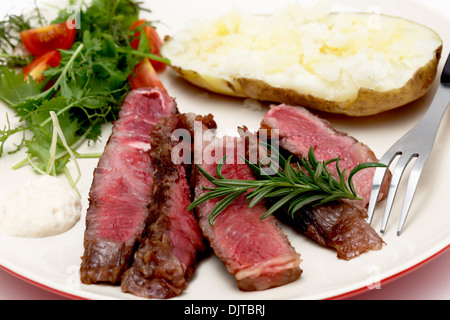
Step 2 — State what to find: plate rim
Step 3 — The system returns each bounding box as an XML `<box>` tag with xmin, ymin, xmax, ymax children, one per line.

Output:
<box><xmin>1</xmin><ymin>0</ymin><xmax>450</xmax><ymax>301</ymax></box>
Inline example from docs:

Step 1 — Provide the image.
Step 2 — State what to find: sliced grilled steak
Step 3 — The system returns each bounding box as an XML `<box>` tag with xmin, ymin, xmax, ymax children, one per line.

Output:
<box><xmin>193</xmin><ymin>136</ymin><xmax>302</xmax><ymax>291</ymax></box>
<box><xmin>261</xmin><ymin>104</ymin><xmax>390</xmax><ymax>207</ymax></box>
<box><xmin>277</xmin><ymin>202</ymin><xmax>384</xmax><ymax>260</ymax></box>
<box><xmin>260</xmin><ymin>105</ymin><xmax>387</xmax><ymax>259</ymax></box>
<box><xmin>121</xmin><ymin>114</ymin><xmax>210</xmax><ymax>299</ymax></box>
<box><xmin>80</xmin><ymin>88</ymin><xmax>177</xmax><ymax>284</ymax></box>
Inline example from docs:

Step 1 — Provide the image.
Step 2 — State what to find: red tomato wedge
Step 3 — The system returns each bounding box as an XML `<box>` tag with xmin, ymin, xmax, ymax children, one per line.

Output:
<box><xmin>22</xmin><ymin>50</ymin><xmax>62</xmax><ymax>82</ymax></box>
<box><xmin>20</xmin><ymin>21</ymin><xmax>76</xmax><ymax>56</ymax></box>
<box><xmin>129</xmin><ymin>58</ymin><xmax>167</xmax><ymax>92</ymax></box>
<box><xmin>130</xmin><ymin>19</ymin><xmax>166</xmax><ymax>72</ymax></box>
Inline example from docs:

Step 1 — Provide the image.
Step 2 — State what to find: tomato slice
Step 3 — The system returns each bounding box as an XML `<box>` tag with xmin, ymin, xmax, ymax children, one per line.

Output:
<box><xmin>22</xmin><ymin>50</ymin><xmax>62</xmax><ymax>82</ymax></box>
<box><xmin>20</xmin><ymin>21</ymin><xmax>76</xmax><ymax>56</ymax></box>
<box><xmin>129</xmin><ymin>58</ymin><xmax>167</xmax><ymax>92</ymax></box>
<box><xmin>130</xmin><ymin>19</ymin><xmax>166</xmax><ymax>72</ymax></box>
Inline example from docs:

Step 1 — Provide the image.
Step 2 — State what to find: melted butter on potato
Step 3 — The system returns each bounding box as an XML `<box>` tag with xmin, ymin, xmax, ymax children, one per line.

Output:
<box><xmin>162</xmin><ymin>4</ymin><xmax>442</xmax><ymax>116</ymax></box>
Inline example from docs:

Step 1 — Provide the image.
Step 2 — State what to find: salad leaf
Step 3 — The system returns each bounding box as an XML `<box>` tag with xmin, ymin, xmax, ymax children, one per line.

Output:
<box><xmin>0</xmin><ymin>0</ymin><xmax>169</xmax><ymax>189</ymax></box>
<box><xmin>0</xmin><ymin>67</ymin><xmax>44</xmax><ymax>105</ymax></box>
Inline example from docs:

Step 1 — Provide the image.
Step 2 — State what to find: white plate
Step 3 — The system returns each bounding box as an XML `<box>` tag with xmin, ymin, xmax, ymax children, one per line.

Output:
<box><xmin>1</xmin><ymin>0</ymin><xmax>450</xmax><ymax>300</ymax></box>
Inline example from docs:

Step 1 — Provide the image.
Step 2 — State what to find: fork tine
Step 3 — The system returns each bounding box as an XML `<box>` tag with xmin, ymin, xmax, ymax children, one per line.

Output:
<box><xmin>396</xmin><ymin>156</ymin><xmax>428</xmax><ymax>236</ymax></box>
<box><xmin>367</xmin><ymin>166</ymin><xmax>388</xmax><ymax>224</ymax></box>
<box><xmin>367</xmin><ymin>150</ymin><xmax>399</xmax><ymax>224</ymax></box>
<box><xmin>380</xmin><ymin>153</ymin><xmax>416</xmax><ymax>233</ymax></box>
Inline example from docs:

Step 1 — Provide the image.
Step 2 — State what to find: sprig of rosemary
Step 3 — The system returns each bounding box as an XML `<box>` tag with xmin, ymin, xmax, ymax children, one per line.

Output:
<box><xmin>187</xmin><ymin>144</ymin><xmax>386</xmax><ymax>225</ymax></box>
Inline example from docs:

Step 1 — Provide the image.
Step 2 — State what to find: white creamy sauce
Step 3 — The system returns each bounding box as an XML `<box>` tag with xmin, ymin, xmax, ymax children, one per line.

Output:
<box><xmin>0</xmin><ymin>175</ymin><xmax>81</xmax><ymax>238</ymax></box>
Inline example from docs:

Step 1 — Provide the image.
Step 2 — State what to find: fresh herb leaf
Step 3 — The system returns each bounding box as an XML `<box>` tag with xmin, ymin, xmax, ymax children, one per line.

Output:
<box><xmin>187</xmin><ymin>145</ymin><xmax>387</xmax><ymax>225</ymax></box>
<box><xmin>0</xmin><ymin>8</ymin><xmax>46</xmax><ymax>67</ymax></box>
<box><xmin>0</xmin><ymin>67</ymin><xmax>44</xmax><ymax>105</ymax></box>
<box><xmin>0</xmin><ymin>113</ymin><xmax>26</xmax><ymax>156</ymax></box>
<box><xmin>0</xmin><ymin>0</ymin><xmax>170</xmax><ymax>186</ymax></box>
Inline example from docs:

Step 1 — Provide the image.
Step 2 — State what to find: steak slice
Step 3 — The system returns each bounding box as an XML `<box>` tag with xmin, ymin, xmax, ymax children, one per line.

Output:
<box><xmin>193</xmin><ymin>136</ymin><xmax>302</xmax><ymax>291</ymax></box>
<box><xmin>260</xmin><ymin>105</ymin><xmax>387</xmax><ymax>259</ymax></box>
<box><xmin>120</xmin><ymin>114</ymin><xmax>209</xmax><ymax>299</ymax></box>
<box><xmin>261</xmin><ymin>104</ymin><xmax>390</xmax><ymax>207</ymax></box>
<box><xmin>277</xmin><ymin>202</ymin><xmax>384</xmax><ymax>260</ymax></box>
<box><xmin>80</xmin><ymin>88</ymin><xmax>177</xmax><ymax>284</ymax></box>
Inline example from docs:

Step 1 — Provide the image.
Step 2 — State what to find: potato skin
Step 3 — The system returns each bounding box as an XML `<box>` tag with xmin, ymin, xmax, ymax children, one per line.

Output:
<box><xmin>164</xmin><ymin>13</ymin><xmax>443</xmax><ymax>116</ymax></box>
<box><xmin>237</xmin><ymin>46</ymin><xmax>442</xmax><ymax>116</ymax></box>
<box><xmin>171</xmin><ymin>46</ymin><xmax>440</xmax><ymax>116</ymax></box>
<box><xmin>171</xmin><ymin>66</ymin><xmax>247</xmax><ymax>97</ymax></box>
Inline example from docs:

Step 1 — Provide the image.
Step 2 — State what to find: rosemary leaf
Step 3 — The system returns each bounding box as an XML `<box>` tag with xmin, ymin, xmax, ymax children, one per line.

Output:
<box><xmin>189</xmin><ymin>145</ymin><xmax>387</xmax><ymax>225</ymax></box>
<box><xmin>288</xmin><ymin>194</ymin><xmax>327</xmax><ymax>217</ymax></box>
<box><xmin>348</xmin><ymin>162</ymin><xmax>385</xmax><ymax>196</ymax></box>
<box><xmin>247</xmin><ymin>185</ymin><xmax>277</xmax><ymax>208</ymax></box>
<box><xmin>186</xmin><ymin>188</ymin><xmax>232</xmax><ymax>211</ymax></box>
<box><xmin>208</xmin><ymin>189</ymin><xmax>247</xmax><ymax>225</ymax></box>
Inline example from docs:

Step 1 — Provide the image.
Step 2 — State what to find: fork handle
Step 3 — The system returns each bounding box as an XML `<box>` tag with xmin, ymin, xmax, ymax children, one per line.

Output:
<box><xmin>418</xmin><ymin>83</ymin><xmax>450</xmax><ymax>137</ymax></box>
<box><xmin>414</xmin><ymin>51</ymin><xmax>450</xmax><ymax>132</ymax></box>
<box><xmin>441</xmin><ymin>51</ymin><xmax>450</xmax><ymax>86</ymax></box>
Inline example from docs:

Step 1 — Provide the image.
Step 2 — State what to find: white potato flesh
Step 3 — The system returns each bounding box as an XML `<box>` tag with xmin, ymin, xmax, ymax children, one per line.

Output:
<box><xmin>161</xmin><ymin>5</ymin><xmax>442</xmax><ymax>115</ymax></box>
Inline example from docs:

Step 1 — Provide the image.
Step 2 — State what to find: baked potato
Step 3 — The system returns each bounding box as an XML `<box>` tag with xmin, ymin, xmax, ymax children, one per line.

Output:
<box><xmin>161</xmin><ymin>5</ymin><xmax>442</xmax><ymax>116</ymax></box>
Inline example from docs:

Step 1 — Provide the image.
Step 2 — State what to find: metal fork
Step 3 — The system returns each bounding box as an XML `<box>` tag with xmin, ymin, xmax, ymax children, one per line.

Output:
<box><xmin>367</xmin><ymin>51</ymin><xmax>450</xmax><ymax>236</ymax></box>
